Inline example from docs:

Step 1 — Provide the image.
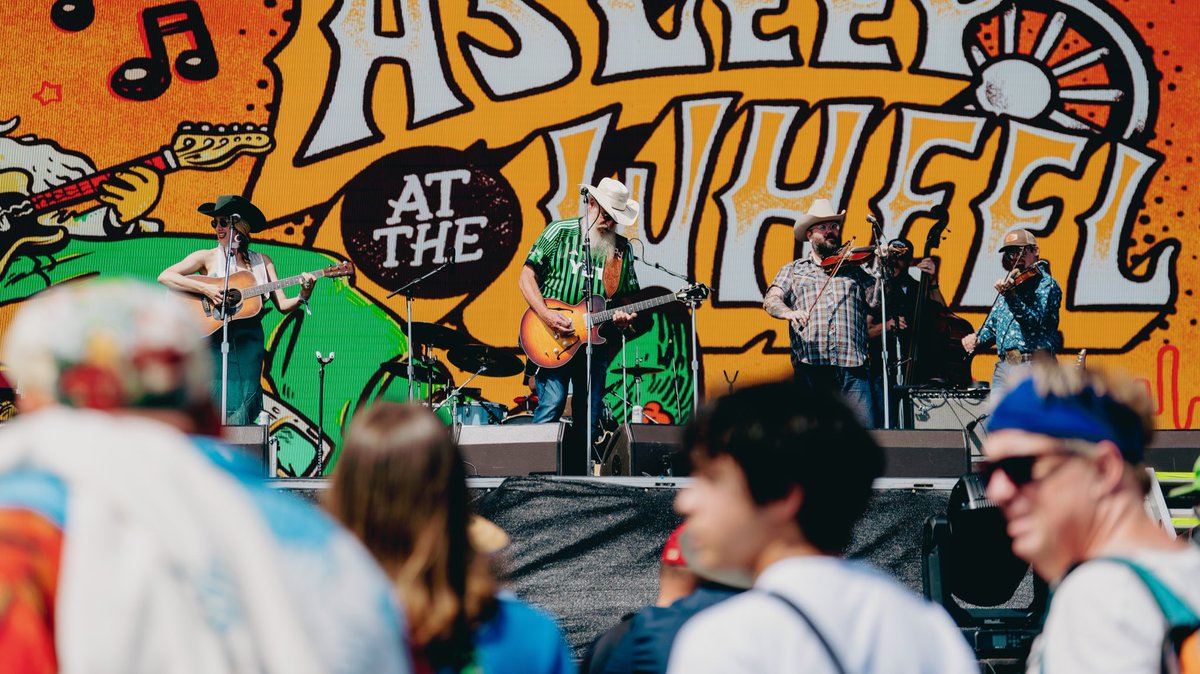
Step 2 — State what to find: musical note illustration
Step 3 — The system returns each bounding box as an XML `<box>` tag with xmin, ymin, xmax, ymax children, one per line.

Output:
<box><xmin>110</xmin><ymin>1</ymin><xmax>218</xmax><ymax>102</ymax></box>
<box><xmin>51</xmin><ymin>0</ymin><xmax>94</xmax><ymax>32</ymax></box>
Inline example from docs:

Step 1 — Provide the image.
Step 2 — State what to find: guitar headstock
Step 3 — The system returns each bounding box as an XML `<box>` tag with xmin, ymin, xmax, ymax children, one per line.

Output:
<box><xmin>676</xmin><ymin>283</ymin><xmax>711</xmax><ymax>303</ymax></box>
<box><xmin>170</xmin><ymin>123</ymin><xmax>275</xmax><ymax>170</ymax></box>
<box><xmin>323</xmin><ymin>261</ymin><xmax>355</xmax><ymax>278</ymax></box>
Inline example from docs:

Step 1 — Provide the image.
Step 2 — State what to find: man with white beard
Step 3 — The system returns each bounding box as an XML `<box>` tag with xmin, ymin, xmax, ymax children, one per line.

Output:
<box><xmin>518</xmin><ymin>177</ymin><xmax>641</xmax><ymax>474</ymax></box>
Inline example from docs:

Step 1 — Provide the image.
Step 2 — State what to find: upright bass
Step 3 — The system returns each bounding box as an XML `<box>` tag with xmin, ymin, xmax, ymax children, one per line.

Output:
<box><xmin>903</xmin><ymin>215</ymin><xmax>974</xmax><ymax>387</ymax></box>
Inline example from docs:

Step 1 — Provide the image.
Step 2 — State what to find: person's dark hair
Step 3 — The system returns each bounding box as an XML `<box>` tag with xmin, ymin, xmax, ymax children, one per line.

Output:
<box><xmin>325</xmin><ymin>402</ymin><xmax>497</xmax><ymax>669</ymax></box>
<box><xmin>684</xmin><ymin>381</ymin><xmax>885</xmax><ymax>553</ymax></box>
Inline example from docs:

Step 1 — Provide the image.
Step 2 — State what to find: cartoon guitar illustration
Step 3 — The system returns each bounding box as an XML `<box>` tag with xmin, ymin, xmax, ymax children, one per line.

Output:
<box><xmin>0</xmin><ymin>122</ymin><xmax>274</xmax><ymax>273</ymax></box>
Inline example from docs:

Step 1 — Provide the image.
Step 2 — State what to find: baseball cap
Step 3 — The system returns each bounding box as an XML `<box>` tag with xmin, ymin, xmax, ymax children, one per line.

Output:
<box><xmin>998</xmin><ymin>228</ymin><xmax>1037</xmax><ymax>251</ymax></box>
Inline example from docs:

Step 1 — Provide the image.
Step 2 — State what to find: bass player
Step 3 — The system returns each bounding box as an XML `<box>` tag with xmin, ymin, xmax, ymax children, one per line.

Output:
<box><xmin>158</xmin><ymin>195</ymin><xmax>317</xmax><ymax>425</ymax></box>
<box><xmin>518</xmin><ymin>178</ymin><xmax>640</xmax><ymax>474</ymax></box>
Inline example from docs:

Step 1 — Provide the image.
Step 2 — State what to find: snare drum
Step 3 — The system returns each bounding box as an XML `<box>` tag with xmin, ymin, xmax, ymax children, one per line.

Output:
<box><xmin>455</xmin><ymin>401</ymin><xmax>506</xmax><ymax>425</ymax></box>
<box><xmin>501</xmin><ymin>412</ymin><xmax>534</xmax><ymax>425</ymax></box>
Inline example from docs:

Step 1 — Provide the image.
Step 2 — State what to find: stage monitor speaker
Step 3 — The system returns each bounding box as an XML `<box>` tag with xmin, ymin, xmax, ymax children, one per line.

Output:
<box><xmin>221</xmin><ymin>425</ymin><xmax>269</xmax><ymax>474</ymax></box>
<box><xmin>907</xmin><ymin>389</ymin><xmax>988</xmax><ymax>431</ymax></box>
<box><xmin>456</xmin><ymin>423</ymin><xmax>562</xmax><ymax>476</ymax></box>
<box><xmin>872</xmin><ymin>430</ymin><xmax>969</xmax><ymax>478</ymax></box>
<box><xmin>602</xmin><ymin>423</ymin><xmax>688</xmax><ymax>477</ymax></box>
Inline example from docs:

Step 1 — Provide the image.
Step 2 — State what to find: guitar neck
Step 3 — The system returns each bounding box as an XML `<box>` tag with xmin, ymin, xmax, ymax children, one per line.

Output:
<box><xmin>22</xmin><ymin>150</ymin><xmax>178</xmax><ymax>216</ymax></box>
<box><xmin>591</xmin><ymin>293</ymin><xmax>678</xmax><ymax>323</ymax></box>
<box><xmin>242</xmin><ymin>269</ymin><xmax>329</xmax><ymax>299</ymax></box>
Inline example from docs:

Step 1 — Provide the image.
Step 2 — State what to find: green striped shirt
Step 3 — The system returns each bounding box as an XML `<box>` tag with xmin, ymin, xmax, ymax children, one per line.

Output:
<box><xmin>525</xmin><ymin>218</ymin><xmax>640</xmax><ymax>304</ymax></box>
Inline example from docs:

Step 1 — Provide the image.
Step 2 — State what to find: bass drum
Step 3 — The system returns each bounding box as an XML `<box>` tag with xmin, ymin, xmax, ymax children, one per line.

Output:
<box><xmin>502</xmin><ymin>412</ymin><xmax>534</xmax><ymax>425</ymax></box>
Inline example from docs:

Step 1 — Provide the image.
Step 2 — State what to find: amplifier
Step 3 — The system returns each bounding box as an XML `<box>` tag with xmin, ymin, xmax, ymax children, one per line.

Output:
<box><xmin>456</xmin><ymin>423</ymin><xmax>563</xmax><ymax>476</ymax></box>
<box><xmin>905</xmin><ymin>388</ymin><xmax>988</xmax><ymax>431</ymax></box>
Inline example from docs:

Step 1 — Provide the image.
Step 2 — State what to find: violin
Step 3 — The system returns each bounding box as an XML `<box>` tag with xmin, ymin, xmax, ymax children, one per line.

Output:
<box><xmin>997</xmin><ymin>265</ymin><xmax>1040</xmax><ymax>294</ymax></box>
<box><xmin>819</xmin><ymin>244</ymin><xmax>875</xmax><ymax>275</ymax></box>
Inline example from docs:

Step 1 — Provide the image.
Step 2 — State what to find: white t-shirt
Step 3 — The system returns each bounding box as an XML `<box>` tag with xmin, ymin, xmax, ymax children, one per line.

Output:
<box><xmin>1026</xmin><ymin>545</ymin><xmax>1200</xmax><ymax>674</ymax></box>
<box><xmin>667</xmin><ymin>555</ymin><xmax>978</xmax><ymax>674</ymax></box>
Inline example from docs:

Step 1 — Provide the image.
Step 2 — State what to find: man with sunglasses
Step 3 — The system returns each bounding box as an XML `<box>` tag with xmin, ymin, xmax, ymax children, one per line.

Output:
<box><xmin>159</xmin><ymin>195</ymin><xmax>317</xmax><ymax>425</ymax></box>
<box><xmin>982</xmin><ymin>363</ymin><xmax>1200</xmax><ymax>673</ymax></box>
<box><xmin>961</xmin><ymin>228</ymin><xmax>1061</xmax><ymax>402</ymax></box>
<box><xmin>763</xmin><ymin>199</ymin><xmax>879</xmax><ymax>427</ymax></box>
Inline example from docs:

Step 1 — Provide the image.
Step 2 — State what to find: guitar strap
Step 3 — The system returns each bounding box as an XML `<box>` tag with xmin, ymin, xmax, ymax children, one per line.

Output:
<box><xmin>604</xmin><ymin>249</ymin><xmax>624</xmax><ymax>296</ymax></box>
<box><xmin>603</xmin><ymin>239</ymin><xmax>625</xmax><ymax>297</ymax></box>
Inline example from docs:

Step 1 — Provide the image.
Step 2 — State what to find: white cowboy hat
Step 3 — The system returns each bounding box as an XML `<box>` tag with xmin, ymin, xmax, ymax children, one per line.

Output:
<box><xmin>793</xmin><ymin>198</ymin><xmax>846</xmax><ymax>241</ymax></box>
<box><xmin>583</xmin><ymin>177</ymin><xmax>640</xmax><ymax>228</ymax></box>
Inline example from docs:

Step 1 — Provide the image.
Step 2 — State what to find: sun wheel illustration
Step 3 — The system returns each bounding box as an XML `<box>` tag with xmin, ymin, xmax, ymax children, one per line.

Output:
<box><xmin>961</xmin><ymin>0</ymin><xmax>1155</xmax><ymax>141</ymax></box>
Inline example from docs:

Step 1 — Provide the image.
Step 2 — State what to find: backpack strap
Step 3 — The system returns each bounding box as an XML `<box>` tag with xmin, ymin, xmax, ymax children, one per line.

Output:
<box><xmin>765</xmin><ymin>591</ymin><xmax>848</xmax><ymax>674</ymax></box>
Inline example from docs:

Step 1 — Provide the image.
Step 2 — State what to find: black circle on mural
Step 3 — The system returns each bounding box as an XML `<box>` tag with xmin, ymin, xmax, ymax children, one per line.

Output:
<box><xmin>341</xmin><ymin>146</ymin><xmax>520</xmax><ymax>297</ymax></box>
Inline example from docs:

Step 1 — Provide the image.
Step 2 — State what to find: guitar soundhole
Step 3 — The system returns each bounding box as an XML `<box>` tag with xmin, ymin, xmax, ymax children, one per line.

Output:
<box><xmin>226</xmin><ymin>289</ymin><xmax>243</xmax><ymax>306</ymax></box>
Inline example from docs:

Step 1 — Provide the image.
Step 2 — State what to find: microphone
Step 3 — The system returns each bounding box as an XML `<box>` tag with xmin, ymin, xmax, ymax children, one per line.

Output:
<box><xmin>579</xmin><ymin>185</ymin><xmax>589</xmax><ymax>196</ymax></box>
<box><xmin>865</xmin><ymin>214</ymin><xmax>879</xmax><ymax>226</ymax></box>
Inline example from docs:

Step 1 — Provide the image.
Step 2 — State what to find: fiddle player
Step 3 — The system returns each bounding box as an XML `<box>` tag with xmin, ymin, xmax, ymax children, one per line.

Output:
<box><xmin>763</xmin><ymin>199</ymin><xmax>878</xmax><ymax>427</ymax></box>
<box><xmin>961</xmin><ymin>228</ymin><xmax>1061</xmax><ymax>402</ymax></box>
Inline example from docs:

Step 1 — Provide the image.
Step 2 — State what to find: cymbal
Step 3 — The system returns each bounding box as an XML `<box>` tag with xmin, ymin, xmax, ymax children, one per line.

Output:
<box><xmin>379</xmin><ymin>358</ymin><xmax>452</xmax><ymax>384</ymax></box>
<box><xmin>447</xmin><ymin>344</ymin><xmax>524</xmax><ymax>377</ymax></box>
<box><xmin>611</xmin><ymin>365</ymin><xmax>665</xmax><ymax>378</ymax></box>
<box><xmin>403</xmin><ymin>322</ymin><xmax>468</xmax><ymax>350</ymax></box>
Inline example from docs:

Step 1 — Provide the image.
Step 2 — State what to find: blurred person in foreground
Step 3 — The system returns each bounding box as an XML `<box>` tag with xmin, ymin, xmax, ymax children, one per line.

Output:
<box><xmin>585</xmin><ymin>523</ymin><xmax>750</xmax><ymax>674</ymax></box>
<box><xmin>982</xmin><ymin>362</ymin><xmax>1200</xmax><ymax>673</ymax></box>
<box><xmin>667</xmin><ymin>381</ymin><xmax>976</xmax><ymax>673</ymax></box>
<box><xmin>0</xmin><ymin>279</ymin><xmax>408</xmax><ymax>673</ymax></box>
<box><xmin>326</xmin><ymin>401</ymin><xmax>576</xmax><ymax>674</ymax></box>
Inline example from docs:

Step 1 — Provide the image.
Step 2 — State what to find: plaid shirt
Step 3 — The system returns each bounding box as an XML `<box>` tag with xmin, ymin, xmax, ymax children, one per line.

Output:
<box><xmin>770</xmin><ymin>258</ymin><xmax>877</xmax><ymax>368</ymax></box>
<box><xmin>976</xmin><ymin>260</ymin><xmax>1061</xmax><ymax>355</ymax></box>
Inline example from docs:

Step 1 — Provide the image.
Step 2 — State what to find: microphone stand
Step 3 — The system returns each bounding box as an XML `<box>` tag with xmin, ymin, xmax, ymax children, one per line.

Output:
<box><xmin>387</xmin><ymin>259</ymin><xmax>453</xmax><ymax>402</ymax></box>
<box><xmin>218</xmin><ymin>232</ymin><xmax>239</xmax><ymax>426</ymax></box>
<box><xmin>315</xmin><ymin>351</ymin><xmax>335</xmax><ymax>475</ymax></box>
<box><xmin>869</xmin><ymin>219</ymin><xmax>892</xmax><ymax>429</ymax></box>
<box><xmin>634</xmin><ymin>253</ymin><xmax>710</xmax><ymax>421</ymax></box>
<box><xmin>579</xmin><ymin>192</ymin><xmax>597</xmax><ymax>475</ymax></box>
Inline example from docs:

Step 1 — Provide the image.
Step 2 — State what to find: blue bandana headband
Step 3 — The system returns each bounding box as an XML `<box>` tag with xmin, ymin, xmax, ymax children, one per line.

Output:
<box><xmin>989</xmin><ymin>377</ymin><xmax>1146</xmax><ymax>463</ymax></box>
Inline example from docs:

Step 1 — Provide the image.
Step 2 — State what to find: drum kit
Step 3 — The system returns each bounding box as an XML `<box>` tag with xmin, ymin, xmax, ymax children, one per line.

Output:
<box><xmin>380</xmin><ymin>321</ymin><xmax>528</xmax><ymax>427</ymax></box>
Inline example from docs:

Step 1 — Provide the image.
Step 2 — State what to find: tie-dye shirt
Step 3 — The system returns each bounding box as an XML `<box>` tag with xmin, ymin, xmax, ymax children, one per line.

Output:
<box><xmin>975</xmin><ymin>260</ymin><xmax>1061</xmax><ymax>355</ymax></box>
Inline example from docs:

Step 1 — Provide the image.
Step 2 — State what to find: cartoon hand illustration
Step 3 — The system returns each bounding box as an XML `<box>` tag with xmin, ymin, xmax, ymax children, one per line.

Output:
<box><xmin>97</xmin><ymin>165</ymin><xmax>162</xmax><ymax>225</ymax></box>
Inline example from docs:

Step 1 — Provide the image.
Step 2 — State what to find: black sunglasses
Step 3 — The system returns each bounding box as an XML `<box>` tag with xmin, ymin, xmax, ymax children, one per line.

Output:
<box><xmin>210</xmin><ymin>215</ymin><xmax>241</xmax><ymax>229</ymax></box>
<box><xmin>978</xmin><ymin>449</ymin><xmax>1080</xmax><ymax>488</ymax></box>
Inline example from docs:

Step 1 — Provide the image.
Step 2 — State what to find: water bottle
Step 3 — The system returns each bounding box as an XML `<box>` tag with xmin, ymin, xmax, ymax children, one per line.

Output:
<box><xmin>631</xmin><ymin>404</ymin><xmax>644</xmax><ymax>424</ymax></box>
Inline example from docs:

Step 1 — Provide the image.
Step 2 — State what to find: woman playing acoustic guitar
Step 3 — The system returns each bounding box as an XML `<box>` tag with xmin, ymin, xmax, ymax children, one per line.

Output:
<box><xmin>158</xmin><ymin>195</ymin><xmax>317</xmax><ymax>425</ymax></box>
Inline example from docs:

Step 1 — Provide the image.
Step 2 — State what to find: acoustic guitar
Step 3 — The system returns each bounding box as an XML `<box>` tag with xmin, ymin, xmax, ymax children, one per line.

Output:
<box><xmin>519</xmin><ymin>284</ymin><xmax>710</xmax><ymax>369</ymax></box>
<box><xmin>189</xmin><ymin>261</ymin><xmax>353</xmax><ymax>335</ymax></box>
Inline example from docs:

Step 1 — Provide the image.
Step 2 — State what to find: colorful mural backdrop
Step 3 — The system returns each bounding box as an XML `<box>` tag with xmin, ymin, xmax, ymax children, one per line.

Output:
<box><xmin>1</xmin><ymin>0</ymin><xmax>1198</xmax><ymax>474</ymax></box>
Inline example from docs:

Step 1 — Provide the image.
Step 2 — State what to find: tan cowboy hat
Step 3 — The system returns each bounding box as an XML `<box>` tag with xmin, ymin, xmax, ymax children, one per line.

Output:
<box><xmin>583</xmin><ymin>177</ymin><xmax>640</xmax><ymax>228</ymax></box>
<box><xmin>793</xmin><ymin>198</ymin><xmax>846</xmax><ymax>241</ymax></box>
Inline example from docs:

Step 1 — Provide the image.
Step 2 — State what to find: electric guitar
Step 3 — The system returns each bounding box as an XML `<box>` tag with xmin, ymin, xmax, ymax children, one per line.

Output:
<box><xmin>519</xmin><ymin>284</ymin><xmax>710</xmax><ymax>369</ymax></box>
<box><xmin>0</xmin><ymin>122</ymin><xmax>274</xmax><ymax>272</ymax></box>
<box><xmin>189</xmin><ymin>261</ymin><xmax>353</xmax><ymax>335</ymax></box>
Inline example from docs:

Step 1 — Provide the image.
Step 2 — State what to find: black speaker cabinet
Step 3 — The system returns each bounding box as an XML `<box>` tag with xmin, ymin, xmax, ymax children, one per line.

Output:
<box><xmin>221</xmin><ymin>425</ymin><xmax>269</xmax><ymax>474</ymax></box>
<box><xmin>1146</xmin><ymin>430</ymin><xmax>1200</xmax><ymax>473</ymax></box>
<box><xmin>455</xmin><ymin>423</ymin><xmax>563</xmax><ymax>476</ymax></box>
<box><xmin>602</xmin><ymin>424</ymin><xmax>687</xmax><ymax>477</ymax></box>
<box><xmin>872</xmin><ymin>430</ymin><xmax>970</xmax><ymax>478</ymax></box>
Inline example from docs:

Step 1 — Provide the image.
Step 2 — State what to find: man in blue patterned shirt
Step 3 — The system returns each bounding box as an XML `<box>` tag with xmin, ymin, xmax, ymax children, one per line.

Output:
<box><xmin>962</xmin><ymin>228</ymin><xmax>1061</xmax><ymax>403</ymax></box>
<box><xmin>763</xmin><ymin>199</ymin><xmax>879</xmax><ymax>427</ymax></box>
